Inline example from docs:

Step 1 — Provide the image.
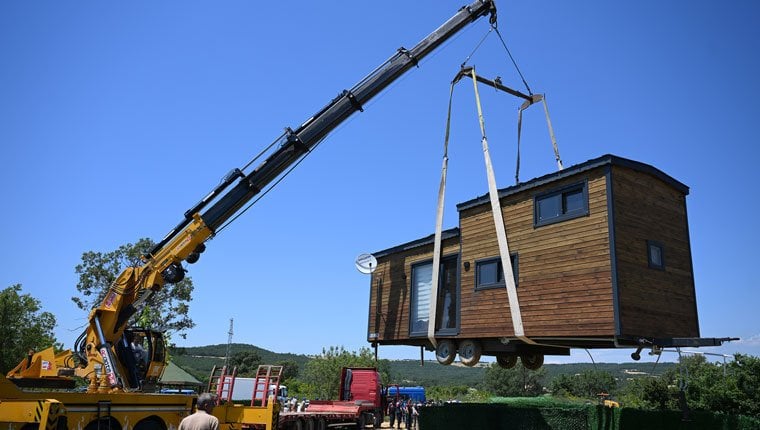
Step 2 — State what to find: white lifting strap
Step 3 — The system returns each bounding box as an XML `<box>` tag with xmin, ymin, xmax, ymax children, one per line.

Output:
<box><xmin>469</xmin><ymin>67</ymin><xmax>536</xmax><ymax>345</ymax></box>
<box><xmin>427</xmin><ymin>82</ymin><xmax>457</xmax><ymax>348</ymax></box>
<box><xmin>516</xmin><ymin>94</ymin><xmax>563</xmax><ymax>184</ymax></box>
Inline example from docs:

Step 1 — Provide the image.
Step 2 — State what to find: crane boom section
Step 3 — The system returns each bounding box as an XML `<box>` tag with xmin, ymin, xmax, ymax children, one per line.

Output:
<box><xmin>193</xmin><ymin>0</ymin><xmax>495</xmax><ymax>233</ymax></box>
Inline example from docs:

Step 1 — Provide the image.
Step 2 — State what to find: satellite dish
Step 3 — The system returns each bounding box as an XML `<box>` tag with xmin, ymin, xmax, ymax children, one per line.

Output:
<box><xmin>355</xmin><ymin>253</ymin><xmax>377</xmax><ymax>274</ymax></box>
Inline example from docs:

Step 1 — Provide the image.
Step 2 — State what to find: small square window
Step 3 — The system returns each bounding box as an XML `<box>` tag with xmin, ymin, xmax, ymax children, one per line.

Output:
<box><xmin>534</xmin><ymin>182</ymin><xmax>589</xmax><ymax>227</ymax></box>
<box><xmin>475</xmin><ymin>254</ymin><xmax>518</xmax><ymax>290</ymax></box>
<box><xmin>647</xmin><ymin>241</ymin><xmax>665</xmax><ymax>270</ymax></box>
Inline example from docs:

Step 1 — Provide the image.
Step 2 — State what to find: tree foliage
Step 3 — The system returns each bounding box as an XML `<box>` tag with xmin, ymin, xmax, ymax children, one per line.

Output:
<box><xmin>551</xmin><ymin>369</ymin><xmax>617</xmax><ymax>399</ymax></box>
<box><xmin>300</xmin><ymin>346</ymin><xmax>391</xmax><ymax>400</ymax></box>
<box><xmin>230</xmin><ymin>350</ymin><xmax>262</xmax><ymax>377</ymax></box>
<box><xmin>483</xmin><ymin>362</ymin><xmax>547</xmax><ymax>397</ymax></box>
<box><xmin>277</xmin><ymin>359</ymin><xmax>300</xmax><ymax>382</ymax></box>
<box><xmin>427</xmin><ymin>385</ymin><xmax>470</xmax><ymax>401</ymax></box>
<box><xmin>619</xmin><ymin>354</ymin><xmax>760</xmax><ymax>418</ymax></box>
<box><xmin>72</xmin><ymin>238</ymin><xmax>195</xmax><ymax>339</ymax></box>
<box><xmin>0</xmin><ymin>285</ymin><xmax>60</xmax><ymax>373</ymax></box>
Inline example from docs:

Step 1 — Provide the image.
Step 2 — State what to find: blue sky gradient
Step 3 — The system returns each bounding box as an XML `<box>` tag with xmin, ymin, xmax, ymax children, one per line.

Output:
<box><xmin>1</xmin><ymin>1</ymin><xmax>758</xmax><ymax>364</ymax></box>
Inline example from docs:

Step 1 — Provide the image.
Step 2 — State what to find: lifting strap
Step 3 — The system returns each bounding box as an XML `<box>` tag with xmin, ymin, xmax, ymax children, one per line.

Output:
<box><xmin>428</xmin><ymin>67</ymin><xmax>538</xmax><ymax>348</ymax></box>
<box><xmin>516</xmin><ymin>94</ymin><xmax>563</xmax><ymax>184</ymax></box>
<box><xmin>427</xmin><ymin>81</ymin><xmax>456</xmax><ymax>348</ymax></box>
<box><xmin>468</xmin><ymin>67</ymin><xmax>533</xmax><ymax>343</ymax></box>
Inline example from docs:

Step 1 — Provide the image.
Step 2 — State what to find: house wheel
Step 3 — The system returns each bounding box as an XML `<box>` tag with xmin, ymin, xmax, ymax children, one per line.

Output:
<box><xmin>520</xmin><ymin>353</ymin><xmax>544</xmax><ymax>370</ymax></box>
<box><xmin>457</xmin><ymin>340</ymin><xmax>482</xmax><ymax>367</ymax></box>
<box><xmin>496</xmin><ymin>353</ymin><xmax>518</xmax><ymax>369</ymax></box>
<box><xmin>435</xmin><ymin>340</ymin><xmax>456</xmax><ymax>365</ymax></box>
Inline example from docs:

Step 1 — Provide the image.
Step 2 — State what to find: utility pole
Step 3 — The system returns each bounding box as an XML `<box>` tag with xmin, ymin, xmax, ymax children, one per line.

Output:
<box><xmin>225</xmin><ymin>318</ymin><xmax>234</xmax><ymax>368</ymax></box>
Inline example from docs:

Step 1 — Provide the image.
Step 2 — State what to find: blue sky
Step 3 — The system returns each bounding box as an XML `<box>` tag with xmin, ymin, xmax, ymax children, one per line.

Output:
<box><xmin>1</xmin><ymin>1</ymin><xmax>758</xmax><ymax>366</ymax></box>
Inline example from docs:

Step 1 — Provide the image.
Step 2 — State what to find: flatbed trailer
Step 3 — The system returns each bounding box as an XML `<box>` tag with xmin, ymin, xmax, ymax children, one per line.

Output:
<box><xmin>279</xmin><ymin>402</ymin><xmax>379</xmax><ymax>430</ymax></box>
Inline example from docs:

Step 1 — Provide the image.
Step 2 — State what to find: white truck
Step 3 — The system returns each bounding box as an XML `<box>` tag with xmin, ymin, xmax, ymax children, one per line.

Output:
<box><xmin>230</xmin><ymin>377</ymin><xmax>288</xmax><ymax>404</ymax></box>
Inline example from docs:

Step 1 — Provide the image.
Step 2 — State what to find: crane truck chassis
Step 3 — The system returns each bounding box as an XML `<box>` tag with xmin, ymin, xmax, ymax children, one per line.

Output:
<box><xmin>1</xmin><ymin>2</ymin><xmax>497</xmax><ymax>430</ymax></box>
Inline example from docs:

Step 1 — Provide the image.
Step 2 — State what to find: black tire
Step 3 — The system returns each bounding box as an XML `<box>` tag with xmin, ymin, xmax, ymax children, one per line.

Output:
<box><xmin>294</xmin><ymin>419</ymin><xmax>305</xmax><ymax>430</ymax></box>
<box><xmin>84</xmin><ymin>418</ymin><xmax>121</xmax><ymax>430</ymax></box>
<box><xmin>316</xmin><ymin>418</ymin><xmax>327</xmax><ymax>430</ymax></box>
<box><xmin>134</xmin><ymin>418</ymin><xmax>165</xmax><ymax>430</ymax></box>
<box><xmin>305</xmin><ymin>418</ymin><xmax>315</xmax><ymax>430</ymax></box>
<box><xmin>435</xmin><ymin>340</ymin><xmax>456</xmax><ymax>365</ymax></box>
<box><xmin>373</xmin><ymin>411</ymin><xmax>382</xmax><ymax>428</ymax></box>
<box><xmin>496</xmin><ymin>353</ymin><xmax>518</xmax><ymax>369</ymax></box>
<box><xmin>520</xmin><ymin>353</ymin><xmax>544</xmax><ymax>370</ymax></box>
<box><xmin>356</xmin><ymin>413</ymin><xmax>367</xmax><ymax>429</ymax></box>
<box><xmin>457</xmin><ymin>339</ymin><xmax>482</xmax><ymax>367</ymax></box>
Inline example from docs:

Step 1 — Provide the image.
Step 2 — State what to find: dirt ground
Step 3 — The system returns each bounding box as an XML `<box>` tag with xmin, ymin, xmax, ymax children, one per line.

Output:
<box><xmin>377</xmin><ymin>421</ymin><xmax>417</xmax><ymax>429</ymax></box>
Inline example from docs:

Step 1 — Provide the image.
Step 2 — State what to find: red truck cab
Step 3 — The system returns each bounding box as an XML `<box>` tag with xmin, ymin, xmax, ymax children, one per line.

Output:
<box><xmin>299</xmin><ymin>367</ymin><xmax>384</xmax><ymax>428</ymax></box>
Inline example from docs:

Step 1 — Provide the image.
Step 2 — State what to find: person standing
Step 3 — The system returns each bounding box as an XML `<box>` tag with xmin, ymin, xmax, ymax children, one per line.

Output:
<box><xmin>410</xmin><ymin>403</ymin><xmax>419</xmax><ymax>430</ymax></box>
<box><xmin>388</xmin><ymin>399</ymin><xmax>396</xmax><ymax>428</ymax></box>
<box><xmin>179</xmin><ymin>393</ymin><xmax>218</xmax><ymax>430</ymax></box>
<box><xmin>395</xmin><ymin>400</ymin><xmax>404</xmax><ymax>429</ymax></box>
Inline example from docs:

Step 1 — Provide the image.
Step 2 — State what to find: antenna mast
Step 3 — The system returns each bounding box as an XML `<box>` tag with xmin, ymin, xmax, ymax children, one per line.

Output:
<box><xmin>225</xmin><ymin>318</ymin><xmax>234</xmax><ymax>368</ymax></box>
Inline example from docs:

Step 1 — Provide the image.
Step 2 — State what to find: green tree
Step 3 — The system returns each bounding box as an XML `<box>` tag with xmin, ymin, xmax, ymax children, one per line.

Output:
<box><xmin>483</xmin><ymin>362</ymin><xmax>546</xmax><ymax>397</ymax></box>
<box><xmin>231</xmin><ymin>350</ymin><xmax>262</xmax><ymax>377</ymax></box>
<box><xmin>72</xmin><ymin>238</ymin><xmax>195</xmax><ymax>339</ymax></box>
<box><xmin>301</xmin><ymin>346</ymin><xmax>391</xmax><ymax>400</ymax></box>
<box><xmin>619</xmin><ymin>375</ymin><xmax>677</xmax><ymax>410</ymax></box>
<box><xmin>732</xmin><ymin>354</ymin><xmax>760</xmax><ymax>417</ymax></box>
<box><xmin>618</xmin><ymin>354</ymin><xmax>760</xmax><ymax>418</ymax></box>
<box><xmin>551</xmin><ymin>370</ymin><xmax>617</xmax><ymax>399</ymax></box>
<box><xmin>427</xmin><ymin>385</ymin><xmax>470</xmax><ymax>401</ymax></box>
<box><xmin>0</xmin><ymin>285</ymin><xmax>60</xmax><ymax>373</ymax></box>
<box><xmin>277</xmin><ymin>359</ymin><xmax>300</xmax><ymax>382</ymax></box>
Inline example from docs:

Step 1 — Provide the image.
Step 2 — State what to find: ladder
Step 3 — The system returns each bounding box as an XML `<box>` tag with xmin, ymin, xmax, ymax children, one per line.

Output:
<box><xmin>207</xmin><ymin>365</ymin><xmax>237</xmax><ymax>405</ymax></box>
<box><xmin>250</xmin><ymin>365</ymin><xmax>283</xmax><ymax>407</ymax></box>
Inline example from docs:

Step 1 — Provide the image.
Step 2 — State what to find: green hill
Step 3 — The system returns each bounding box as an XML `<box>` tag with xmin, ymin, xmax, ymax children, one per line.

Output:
<box><xmin>169</xmin><ymin>343</ymin><xmax>675</xmax><ymax>388</ymax></box>
<box><xmin>169</xmin><ymin>343</ymin><xmax>311</xmax><ymax>383</ymax></box>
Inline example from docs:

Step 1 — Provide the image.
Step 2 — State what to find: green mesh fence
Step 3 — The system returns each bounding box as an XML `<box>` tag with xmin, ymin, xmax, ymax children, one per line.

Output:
<box><xmin>418</xmin><ymin>403</ymin><xmax>760</xmax><ymax>430</ymax></box>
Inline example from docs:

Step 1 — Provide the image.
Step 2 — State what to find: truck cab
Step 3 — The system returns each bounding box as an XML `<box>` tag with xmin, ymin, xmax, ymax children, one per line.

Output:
<box><xmin>339</xmin><ymin>367</ymin><xmax>381</xmax><ymax>406</ymax></box>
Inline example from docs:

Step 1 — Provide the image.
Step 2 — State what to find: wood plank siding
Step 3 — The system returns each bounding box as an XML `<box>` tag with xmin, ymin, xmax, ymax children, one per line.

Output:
<box><xmin>368</xmin><ymin>235</ymin><xmax>460</xmax><ymax>344</ymax></box>
<box><xmin>367</xmin><ymin>154</ymin><xmax>700</xmax><ymax>351</ymax></box>
<box><xmin>611</xmin><ymin>166</ymin><xmax>699</xmax><ymax>338</ymax></box>
<box><xmin>458</xmin><ymin>167</ymin><xmax>615</xmax><ymax>339</ymax></box>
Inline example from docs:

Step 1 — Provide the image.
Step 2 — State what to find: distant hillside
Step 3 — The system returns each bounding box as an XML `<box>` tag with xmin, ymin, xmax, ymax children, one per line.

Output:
<box><xmin>169</xmin><ymin>343</ymin><xmax>675</xmax><ymax>387</ymax></box>
<box><xmin>170</xmin><ymin>343</ymin><xmax>311</xmax><ymax>382</ymax></box>
<box><xmin>387</xmin><ymin>359</ymin><xmax>675</xmax><ymax>388</ymax></box>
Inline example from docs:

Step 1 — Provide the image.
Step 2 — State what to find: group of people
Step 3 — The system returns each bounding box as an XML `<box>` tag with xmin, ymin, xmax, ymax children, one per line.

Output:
<box><xmin>386</xmin><ymin>398</ymin><xmax>420</xmax><ymax>429</ymax></box>
<box><xmin>283</xmin><ymin>397</ymin><xmax>309</xmax><ymax>412</ymax></box>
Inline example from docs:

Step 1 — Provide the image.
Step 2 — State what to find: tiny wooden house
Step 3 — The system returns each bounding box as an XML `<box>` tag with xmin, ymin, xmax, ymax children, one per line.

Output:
<box><xmin>367</xmin><ymin>154</ymin><xmax>704</xmax><ymax>368</ymax></box>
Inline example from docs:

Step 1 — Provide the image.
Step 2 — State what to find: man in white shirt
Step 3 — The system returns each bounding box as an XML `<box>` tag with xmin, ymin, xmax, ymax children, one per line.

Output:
<box><xmin>179</xmin><ymin>393</ymin><xmax>219</xmax><ymax>430</ymax></box>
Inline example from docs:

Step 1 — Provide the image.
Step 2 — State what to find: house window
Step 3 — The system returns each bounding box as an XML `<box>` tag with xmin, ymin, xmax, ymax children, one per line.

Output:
<box><xmin>647</xmin><ymin>241</ymin><xmax>665</xmax><ymax>270</ymax></box>
<box><xmin>410</xmin><ymin>256</ymin><xmax>459</xmax><ymax>336</ymax></box>
<box><xmin>410</xmin><ymin>262</ymin><xmax>433</xmax><ymax>336</ymax></box>
<box><xmin>534</xmin><ymin>182</ymin><xmax>589</xmax><ymax>227</ymax></box>
<box><xmin>475</xmin><ymin>254</ymin><xmax>518</xmax><ymax>290</ymax></box>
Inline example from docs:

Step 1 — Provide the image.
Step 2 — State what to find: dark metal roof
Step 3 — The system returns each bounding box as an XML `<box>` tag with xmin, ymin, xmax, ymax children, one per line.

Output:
<box><xmin>456</xmin><ymin>154</ymin><xmax>689</xmax><ymax>212</ymax></box>
<box><xmin>373</xmin><ymin>227</ymin><xmax>460</xmax><ymax>258</ymax></box>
